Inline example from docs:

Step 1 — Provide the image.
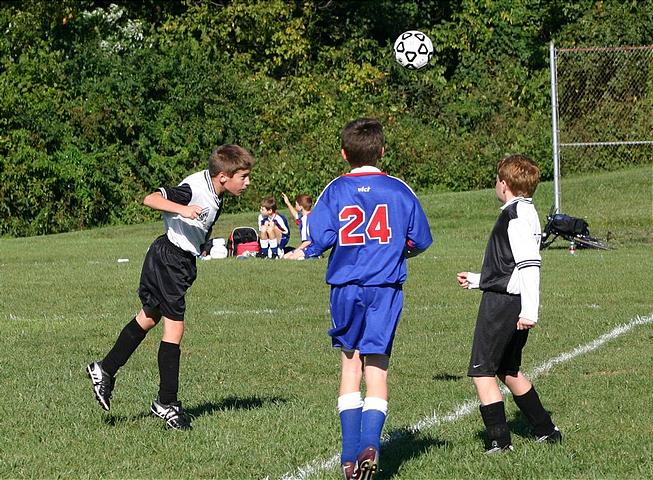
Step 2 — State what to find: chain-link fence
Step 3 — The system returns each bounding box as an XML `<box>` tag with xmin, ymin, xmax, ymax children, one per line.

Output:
<box><xmin>549</xmin><ymin>43</ymin><xmax>653</xmax><ymax>212</ymax></box>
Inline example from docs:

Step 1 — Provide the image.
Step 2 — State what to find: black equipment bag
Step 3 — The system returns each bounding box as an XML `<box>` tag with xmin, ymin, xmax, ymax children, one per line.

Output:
<box><xmin>547</xmin><ymin>213</ymin><xmax>589</xmax><ymax>237</ymax></box>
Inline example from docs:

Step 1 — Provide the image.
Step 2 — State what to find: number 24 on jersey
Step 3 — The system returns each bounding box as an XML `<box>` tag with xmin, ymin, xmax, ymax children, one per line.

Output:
<box><xmin>339</xmin><ymin>204</ymin><xmax>392</xmax><ymax>245</ymax></box>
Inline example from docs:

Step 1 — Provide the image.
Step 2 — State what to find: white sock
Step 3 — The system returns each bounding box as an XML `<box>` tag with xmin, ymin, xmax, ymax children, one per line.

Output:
<box><xmin>338</xmin><ymin>392</ymin><xmax>363</xmax><ymax>412</ymax></box>
<box><xmin>363</xmin><ymin>396</ymin><xmax>388</xmax><ymax>414</ymax></box>
<box><xmin>269</xmin><ymin>239</ymin><xmax>278</xmax><ymax>257</ymax></box>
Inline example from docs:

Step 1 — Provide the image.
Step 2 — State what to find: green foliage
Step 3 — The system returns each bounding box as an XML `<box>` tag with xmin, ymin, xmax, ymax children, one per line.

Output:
<box><xmin>1</xmin><ymin>0</ymin><xmax>652</xmax><ymax>236</ymax></box>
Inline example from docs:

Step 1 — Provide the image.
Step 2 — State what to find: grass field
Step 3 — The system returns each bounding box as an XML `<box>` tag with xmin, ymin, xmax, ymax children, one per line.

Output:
<box><xmin>1</xmin><ymin>166</ymin><xmax>651</xmax><ymax>479</ymax></box>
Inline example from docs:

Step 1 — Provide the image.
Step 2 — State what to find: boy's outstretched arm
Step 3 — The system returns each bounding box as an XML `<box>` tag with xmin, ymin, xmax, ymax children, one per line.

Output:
<box><xmin>281</xmin><ymin>192</ymin><xmax>298</xmax><ymax>219</ymax></box>
<box><xmin>144</xmin><ymin>191</ymin><xmax>203</xmax><ymax>219</ymax></box>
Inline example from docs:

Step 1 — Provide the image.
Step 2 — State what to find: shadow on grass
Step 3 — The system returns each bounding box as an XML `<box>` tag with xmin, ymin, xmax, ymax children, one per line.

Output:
<box><xmin>378</xmin><ymin>428</ymin><xmax>447</xmax><ymax>479</ymax></box>
<box><xmin>101</xmin><ymin>394</ymin><xmax>288</xmax><ymax>425</ymax></box>
<box><xmin>186</xmin><ymin>394</ymin><xmax>288</xmax><ymax>418</ymax></box>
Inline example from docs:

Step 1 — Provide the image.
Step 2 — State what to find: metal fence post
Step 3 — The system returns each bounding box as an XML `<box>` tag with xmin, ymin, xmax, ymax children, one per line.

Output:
<box><xmin>549</xmin><ymin>41</ymin><xmax>561</xmax><ymax>214</ymax></box>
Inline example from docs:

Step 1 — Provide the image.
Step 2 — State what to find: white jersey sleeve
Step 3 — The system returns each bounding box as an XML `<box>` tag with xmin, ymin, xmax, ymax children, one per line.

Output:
<box><xmin>506</xmin><ymin>202</ymin><xmax>541</xmax><ymax>322</ymax></box>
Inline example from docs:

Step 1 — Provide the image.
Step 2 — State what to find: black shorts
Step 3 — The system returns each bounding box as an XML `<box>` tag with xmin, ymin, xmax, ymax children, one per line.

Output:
<box><xmin>138</xmin><ymin>235</ymin><xmax>197</xmax><ymax>321</ymax></box>
<box><xmin>467</xmin><ymin>290</ymin><xmax>529</xmax><ymax>377</ymax></box>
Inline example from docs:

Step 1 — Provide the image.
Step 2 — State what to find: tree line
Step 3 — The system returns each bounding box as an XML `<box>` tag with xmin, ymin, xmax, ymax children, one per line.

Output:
<box><xmin>1</xmin><ymin>0</ymin><xmax>651</xmax><ymax>236</ymax></box>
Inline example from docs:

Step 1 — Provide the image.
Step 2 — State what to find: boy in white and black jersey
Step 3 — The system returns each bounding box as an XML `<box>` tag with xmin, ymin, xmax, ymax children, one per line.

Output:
<box><xmin>457</xmin><ymin>154</ymin><xmax>561</xmax><ymax>453</ymax></box>
<box><xmin>86</xmin><ymin>145</ymin><xmax>255</xmax><ymax>430</ymax></box>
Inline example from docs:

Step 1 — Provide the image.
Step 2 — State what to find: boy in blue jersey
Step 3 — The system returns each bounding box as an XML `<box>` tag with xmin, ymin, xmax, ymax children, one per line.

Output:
<box><xmin>258</xmin><ymin>196</ymin><xmax>291</xmax><ymax>258</ymax></box>
<box><xmin>457</xmin><ymin>154</ymin><xmax>561</xmax><ymax>453</ymax></box>
<box><xmin>286</xmin><ymin>118</ymin><xmax>432</xmax><ymax>479</ymax></box>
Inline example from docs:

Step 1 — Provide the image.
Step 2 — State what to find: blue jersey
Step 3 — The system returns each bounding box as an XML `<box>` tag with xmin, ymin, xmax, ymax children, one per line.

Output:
<box><xmin>303</xmin><ymin>167</ymin><xmax>432</xmax><ymax>286</ymax></box>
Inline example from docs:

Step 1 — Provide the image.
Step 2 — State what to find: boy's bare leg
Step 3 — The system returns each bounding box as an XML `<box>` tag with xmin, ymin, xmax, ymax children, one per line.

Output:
<box><xmin>161</xmin><ymin>316</ymin><xmax>185</xmax><ymax>344</ymax></box>
<box><xmin>135</xmin><ymin>308</ymin><xmax>159</xmax><ymax>331</ymax></box>
<box><xmin>498</xmin><ymin>372</ymin><xmax>532</xmax><ymax>396</ymax></box>
<box><xmin>269</xmin><ymin>226</ymin><xmax>282</xmax><ymax>257</ymax></box>
<box><xmin>363</xmin><ymin>354</ymin><xmax>389</xmax><ymax>400</ymax></box>
<box><xmin>340</xmin><ymin>350</ymin><xmax>364</xmax><ymax>395</ymax></box>
<box><xmin>472</xmin><ymin>376</ymin><xmax>503</xmax><ymax>405</ymax></box>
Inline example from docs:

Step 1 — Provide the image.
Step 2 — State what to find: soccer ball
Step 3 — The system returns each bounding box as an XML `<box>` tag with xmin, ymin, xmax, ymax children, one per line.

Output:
<box><xmin>393</xmin><ymin>30</ymin><xmax>434</xmax><ymax>70</ymax></box>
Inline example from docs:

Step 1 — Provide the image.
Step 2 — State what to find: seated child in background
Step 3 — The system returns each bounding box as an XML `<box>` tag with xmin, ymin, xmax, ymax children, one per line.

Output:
<box><xmin>282</xmin><ymin>192</ymin><xmax>313</xmax><ymax>252</ymax></box>
<box><xmin>258</xmin><ymin>196</ymin><xmax>290</xmax><ymax>258</ymax></box>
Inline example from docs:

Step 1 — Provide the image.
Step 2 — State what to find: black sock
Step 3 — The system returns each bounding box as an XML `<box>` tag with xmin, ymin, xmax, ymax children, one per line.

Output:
<box><xmin>158</xmin><ymin>341</ymin><xmax>181</xmax><ymax>405</ymax></box>
<box><xmin>479</xmin><ymin>401</ymin><xmax>511</xmax><ymax>449</ymax></box>
<box><xmin>101</xmin><ymin>318</ymin><xmax>147</xmax><ymax>376</ymax></box>
<box><xmin>513</xmin><ymin>386</ymin><xmax>555</xmax><ymax>437</ymax></box>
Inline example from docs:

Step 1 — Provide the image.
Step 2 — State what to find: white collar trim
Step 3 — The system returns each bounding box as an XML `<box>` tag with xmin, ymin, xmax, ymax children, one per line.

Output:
<box><xmin>350</xmin><ymin>166</ymin><xmax>381</xmax><ymax>174</ymax></box>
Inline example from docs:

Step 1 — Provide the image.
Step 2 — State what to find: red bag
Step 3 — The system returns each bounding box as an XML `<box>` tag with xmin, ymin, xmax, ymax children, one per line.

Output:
<box><xmin>236</xmin><ymin>241</ymin><xmax>260</xmax><ymax>256</ymax></box>
<box><xmin>227</xmin><ymin>227</ymin><xmax>260</xmax><ymax>256</ymax></box>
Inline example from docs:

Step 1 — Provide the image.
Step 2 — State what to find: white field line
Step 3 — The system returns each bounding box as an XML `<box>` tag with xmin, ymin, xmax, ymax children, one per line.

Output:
<box><xmin>274</xmin><ymin>314</ymin><xmax>653</xmax><ymax>480</ymax></box>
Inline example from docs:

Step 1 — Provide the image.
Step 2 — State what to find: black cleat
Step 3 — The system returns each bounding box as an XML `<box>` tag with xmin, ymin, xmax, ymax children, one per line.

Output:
<box><xmin>151</xmin><ymin>398</ymin><xmax>193</xmax><ymax>430</ymax></box>
<box><xmin>536</xmin><ymin>426</ymin><xmax>562</xmax><ymax>443</ymax></box>
<box><xmin>86</xmin><ymin>361</ymin><xmax>115</xmax><ymax>411</ymax></box>
<box><xmin>485</xmin><ymin>440</ymin><xmax>514</xmax><ymax>454</ymax></box>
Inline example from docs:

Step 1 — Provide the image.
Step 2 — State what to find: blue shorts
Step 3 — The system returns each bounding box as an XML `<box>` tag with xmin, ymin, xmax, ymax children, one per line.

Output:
<box><xmin>328</xmin><ymin>284</ymin><xmax>403</xmax><ymax>356</ymax></box>
<box><xmin>280</xmin><ymin>234</ymin><xmax>289</xmax><ymax>249</ymax></box>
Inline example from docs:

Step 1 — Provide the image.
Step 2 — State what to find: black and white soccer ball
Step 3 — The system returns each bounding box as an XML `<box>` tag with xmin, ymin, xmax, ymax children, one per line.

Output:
<box><xmin>393</xmin><ymin>30</ymin><xmax>434</xmax><ymax>70</ymax></box>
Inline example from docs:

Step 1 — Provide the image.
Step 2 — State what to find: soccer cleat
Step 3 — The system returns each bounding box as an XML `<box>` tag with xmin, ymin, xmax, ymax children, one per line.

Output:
<box><xmin>536</xmin><ymin>426</ymin><xmax>562</xmax><ymax>443</ymax></box>
<box><xmin>354</xmin><ymin>446</ymin><xmax>379</xmax><ymax>480</ymax></box>
<box><xmin>485</xmin><ymin>440</ymin><xmax>514</xmax><ymax>454</ymax></box>
<box><xmin>86</xmin><ymin>361</ymin><xmax>115</xmax><ymax>411</ymax></box>
<box><xmin>151</xmin><ymin>397</ymin><xmax>193</xmax><ymax>430</ymax></box>
<box><xmin>341</xmin><ymin>461</ymin><xmax>355</xmax><ymax>480</ymax></box>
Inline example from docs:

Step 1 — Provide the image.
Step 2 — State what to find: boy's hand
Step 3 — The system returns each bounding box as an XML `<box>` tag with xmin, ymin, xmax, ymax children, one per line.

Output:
<box><xmin>517</xmin><ymin>318</ymin><xmax>536</xmax><ymax>330</ymax></box>
<box><xmin>456</xmin><ymin>272</ymin><xmax>469</xmax><ymax>288</ymax></box>
<box><xmin>281</xmin><ymin>192</ymin><xmax>291</xmax><ymax>205</ymax></box>
<box><xmin>182</xmin><ymin>204</ymin><xmax>204</xmax><ymax>220</ymax></box>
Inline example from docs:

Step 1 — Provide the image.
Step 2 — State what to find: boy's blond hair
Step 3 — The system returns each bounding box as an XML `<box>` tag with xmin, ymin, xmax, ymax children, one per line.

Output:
<box><xmin>208</xmin><ymin>144</ymin><xmax>255</xmax><ymax>177</ymax></box>
<box><xmin>497</xmin><ymin>154</ymin><xmax>540</xmax><ymax>197</ymax></box>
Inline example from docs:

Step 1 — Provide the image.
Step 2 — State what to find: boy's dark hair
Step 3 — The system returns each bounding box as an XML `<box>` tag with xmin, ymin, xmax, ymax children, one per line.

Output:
<box><xmin>295</xmin><ymin>194</ymin><xmax>313</xmax><ymax>211</ymax></box>
<box><xmin>208</xmin><ymin>144</ymin><xmax>255</xmax><ymax>177</ymax></box>
<box><xmin>260</xmin><ymin>196</ymin><xmax>277</xmax><ymax>212</ymax></box>
<box><xmin>497</xmin><ymin>154</ymin><xmax>540</xmax><ymax>197</ymax></box>
<box><xmin>341</xmin><ymin>118</ymin><xmax>384</xmax><ymax>167</ymax></box>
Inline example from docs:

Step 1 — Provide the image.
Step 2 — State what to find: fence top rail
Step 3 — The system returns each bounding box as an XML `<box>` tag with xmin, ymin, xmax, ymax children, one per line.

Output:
<box><xmin>557</xmin><ymin>44</ymin><xmax>653</xmax><ymax>53</ymax></box>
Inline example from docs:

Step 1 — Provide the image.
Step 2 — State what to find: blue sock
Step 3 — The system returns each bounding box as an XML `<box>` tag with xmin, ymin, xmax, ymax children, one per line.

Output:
<box><xmin>360</xmin><ymin>397</ymin><xmax>388</xmax><ymax>452</ymax></box>
<box><xmin>338</xmin><ymin>392</ymin><xmax>363</xmax><ymax>464</ymax></box>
